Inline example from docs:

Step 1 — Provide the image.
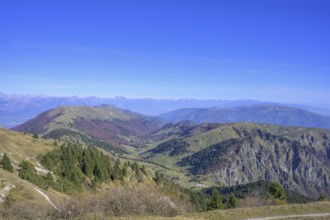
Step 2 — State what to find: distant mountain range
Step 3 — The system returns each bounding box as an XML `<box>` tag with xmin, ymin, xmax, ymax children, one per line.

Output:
<box><xmin>160</xmin><ymin>105</ymin><xmax>330</xmax><ymax>129</ymax></box>
<box><xmin>1</xmin><ymin>92</ymin><xmax>330</xmax><ymax>128</ymax></box>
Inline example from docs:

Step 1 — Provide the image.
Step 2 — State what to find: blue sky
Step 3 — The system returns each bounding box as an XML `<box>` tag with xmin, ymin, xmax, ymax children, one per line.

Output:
<box><xmin>1</xmin><ymin>0</ymin><xmax>330</xmax><ymax>107</ymax></box>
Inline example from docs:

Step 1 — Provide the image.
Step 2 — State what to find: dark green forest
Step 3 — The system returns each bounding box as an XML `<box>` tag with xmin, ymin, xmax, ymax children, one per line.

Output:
<box><xmin>148</xmin><ymin>139</ymin><xmax>191</xmax><ymax>157</ymax></box>
<box><xmin>19</xmin><ymin>143</ymin><xmax>144</xmax><ymax>193</ymax></box>
<box><xmin>42</xmin><ymin>128</ymin><xmax>125</xmax><ymax>154</ymax></box>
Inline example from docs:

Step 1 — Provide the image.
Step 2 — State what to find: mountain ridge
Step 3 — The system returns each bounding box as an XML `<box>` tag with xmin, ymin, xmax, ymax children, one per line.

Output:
<box><xmin>1</xmin><ymin>92</ymin><xmax>329</xmax><ymax>128</ymax></box>
<box><xmin>160</xmin><ymin>105</ymin><xmax>330</xmax><ymax>129</ymax></box>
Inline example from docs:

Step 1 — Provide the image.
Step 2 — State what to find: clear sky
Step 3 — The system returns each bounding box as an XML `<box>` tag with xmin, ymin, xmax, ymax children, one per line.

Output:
<box><xmin>1</xmin><ymin>0</ymin><xmax>330</xmax><ymax>107</ymax></box>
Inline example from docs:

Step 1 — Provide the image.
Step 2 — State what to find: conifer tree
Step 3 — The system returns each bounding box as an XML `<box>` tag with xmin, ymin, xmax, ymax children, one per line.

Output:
<box><xmin>154</xmin><ymin>171</ymin><xmax>164</xmax><ymax>184</ymax></box>
<box><xmin>269</xmin><ymin>182</ymin><xmax>286</xmax><ymax>200</ymax></box>
<box><xmin>112</xmin><ymin>159</ymin><xmax>123</xmax><ymax>181</ymax></box>
<box><xmin>207</xmin><ymin>190</ymin><xmax>223</xmax><ymax>210</ymax></box>
<box><xmin>122</xmin><ymin>164</ymin><xmax>128</xmax><ymax>177</ymax></box>
<box><xmin>228</xmin><ymin>194</ymin><xmax>238</xmax><ymax>208</ymax></box>
<box><xmin>131</xmin><ymin>162</ymin><xmax>140</xmax><ymax>175</ymax></box>
<box><xmin>140</xmin><ymin>165</ymin><xmax>147</xmax><ymax>175</ymax></box>
<box><xmin>1</xmin><ymin>153</ymin><xmax>13</xmax><ymax>172</ymax></box>
<box><xmin>81</xmin><ymin>150</ymin><xmax>94</xmax><ymax>178</ymax></box>
<box><xmin>19</xmin><ymin>161</ymin><xmax>37</xmax><ymax>181</ymax></box>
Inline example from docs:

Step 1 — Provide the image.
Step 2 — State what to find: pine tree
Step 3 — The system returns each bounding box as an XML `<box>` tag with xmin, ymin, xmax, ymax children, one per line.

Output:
<box><xmin>318</xmin><ymin>194</ymin><xmax>325</xmax><ymax>201</ymax></box>
<box><xmin>269</xmin><ymin>182</ymin><xmax>286</xmax><ymax>200</ymax></box>
<box><xmin>207</xmin><ymin>190</ymin><xmax>223</xmax><ymax>210</ymax></box>
<box><xmin>228</xmin><ymin>194</ymin><xmax>238</xmax><ymax>208</ymax></box>
<box><xmin>122</xmin><ymin>164</ymin><xmax>128</xmax><ymax>177</ymax></box>
<box><xmin>81</xmin><ymin>150</ymin><xmax>94</xmax><ymax>178</ymax></box>
<box><xmin>154</xmin><ymin>171</ymin><xmax>164</xmax><ymax>184</ymax></box>
<box><xmin>131</xmin><ymin>162</ymin><xmax>140</xmax><ymax>175</ymax></box>
<box><xmin>112</xmin><ymin>159</ymin><xmax>123</xmax><ymax>181</ymax></box>
<box><xmin>1</xmin><ymin>153</ymin><xmax>14</xmax><ymax>172</ymax></box>
<box><xmin>19</xmin><ymin>161</ymin><xmax>37</xmax><ymax>181</ymax></box>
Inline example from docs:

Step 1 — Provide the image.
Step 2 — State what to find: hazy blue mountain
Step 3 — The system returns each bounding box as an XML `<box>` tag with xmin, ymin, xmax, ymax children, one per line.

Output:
<box><xmin>160</xmin><ymin>105</ymin><xmax>330</xmax><ymax>129</ymax></box>
<box><xmin>1</xmin><ymin>92</ymin><xmax>329</xmax><ymax>128</ymax></box>
<box><xmin>0</xmin><ymin>93</ymin><xmax>264</xmax><ymax>127</ymax></box>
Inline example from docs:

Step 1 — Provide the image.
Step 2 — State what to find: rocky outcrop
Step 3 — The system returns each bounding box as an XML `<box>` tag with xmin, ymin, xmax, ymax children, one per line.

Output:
<box><xmin>181</xmin><ymin>127</ymin><xmax>330</xmax><ymax>199</ymax></box>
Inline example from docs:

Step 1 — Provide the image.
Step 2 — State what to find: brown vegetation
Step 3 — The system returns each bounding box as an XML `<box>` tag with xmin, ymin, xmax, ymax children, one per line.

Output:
<box><xmin>1</xmin><ymin>185</ymin><xmax>183</xmax><ymax>219</ymax></box>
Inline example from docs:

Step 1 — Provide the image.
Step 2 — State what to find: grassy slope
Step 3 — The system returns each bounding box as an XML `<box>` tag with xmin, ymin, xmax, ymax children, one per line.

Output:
<box><xmin>0</xmin><ymin>128</ymin><xmax>54</xmax><ymax>166</ymax></box>
<box><xmin>182</xmin><ymin>202</ymin><xmax>330</xmax><ymax>220</ymax></box>
<box><xmin>0</xmin><ymin>168</ymin><xmax>66</xmax><ymax>208</ymax></box>
<box><xmin>0</xmin><ymin>128</ymin><xmax>66</xmax><ymax>208</ymax></box>
<box><xmin>108</xmin><ymin>202</ymin><xmax>330</xmax><ymax>220</ymax></box>
<box><xmin>44</xmin><ymin>105</ymin><xmax>133</xmax><ymax>132</ymax></box>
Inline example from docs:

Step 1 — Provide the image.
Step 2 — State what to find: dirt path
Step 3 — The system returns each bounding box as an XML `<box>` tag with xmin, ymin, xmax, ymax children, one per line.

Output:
<box><xmin>246</xmin><ymin>212</ymin><xmax>330</xmax><ymax>220</ymax></box>
<box><xmin>33</xmin><ymin>187</ymin><xmax>58</xmax><ymax>210</ymax></box>
<box><xmin>25</xmin><ymin>155</ymin><xmax>37</xmax><ymax>161</ymax></box>
<box><xmin>22</xmin><ymin>157</ymin><xmax>57</xmax><ymax>209</ymax></box>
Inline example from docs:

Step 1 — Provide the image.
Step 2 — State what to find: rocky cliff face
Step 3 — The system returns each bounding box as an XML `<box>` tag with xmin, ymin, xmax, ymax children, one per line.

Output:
<box><xmin>180</xmin><ymin>126</ymin><xmax>330</xmax><ymax>199</ymax></box>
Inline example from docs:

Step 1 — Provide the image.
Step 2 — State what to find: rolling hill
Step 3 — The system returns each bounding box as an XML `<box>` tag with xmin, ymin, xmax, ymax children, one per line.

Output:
<box><xmin>12</xmin><ymin>105</ymin><xmax>163</xmax><ymax>152</ymax></box>
<box><xmin>0</xmin><ymin>128</ymin><xmax>55</xmax><ymax>169</ymax></box>
<box><xmin>160</xmin><ymin>105</ymin><xmax>330</xmax><ymax>129</ymax></box>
